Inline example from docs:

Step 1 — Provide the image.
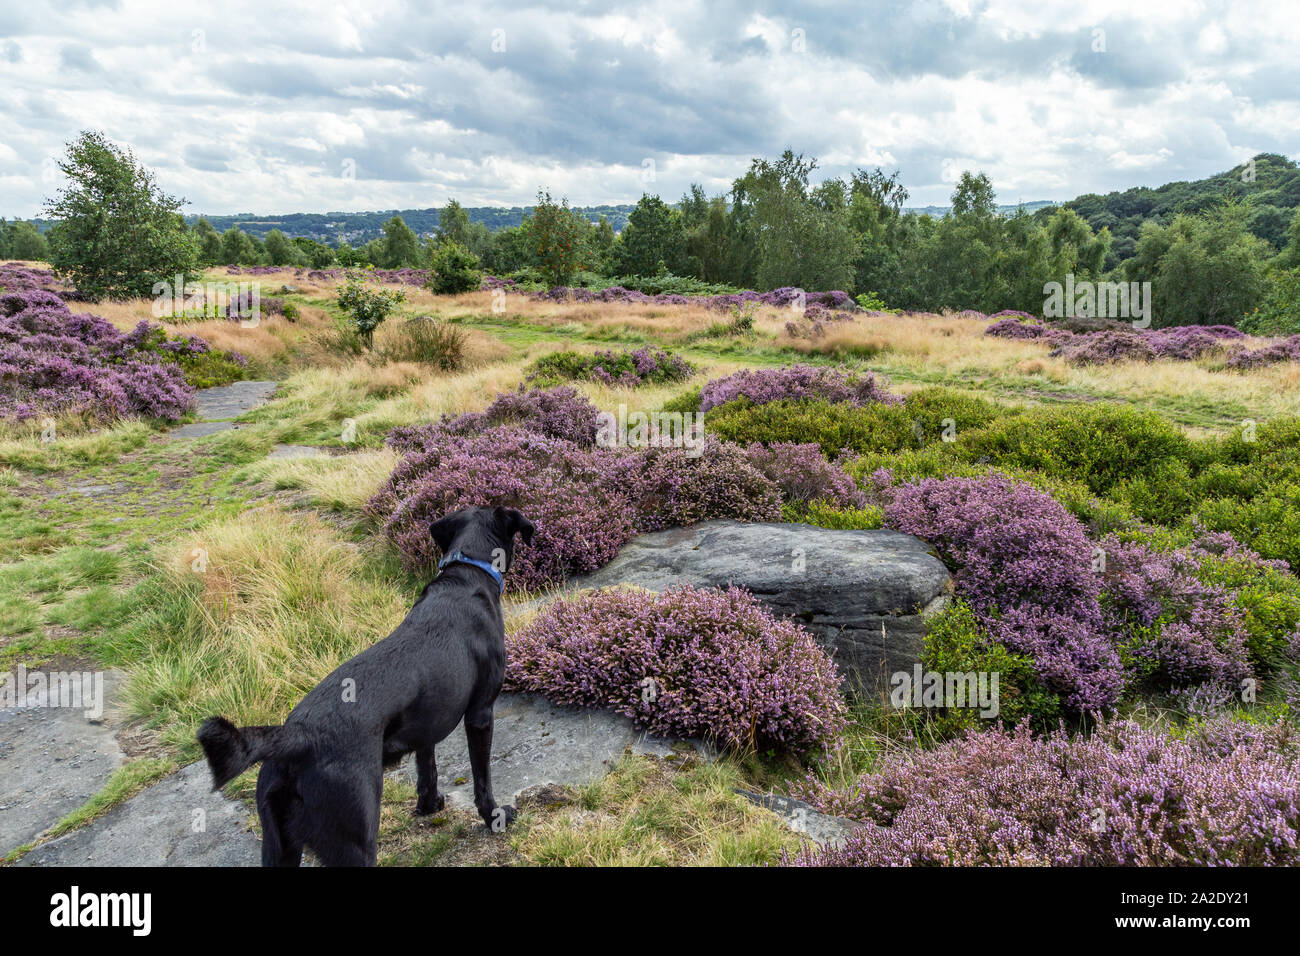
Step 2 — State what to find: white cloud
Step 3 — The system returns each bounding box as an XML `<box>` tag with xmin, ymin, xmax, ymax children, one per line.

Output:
<box><xmin>0</xmin><ymin>0</ymin><xmax>1295</xmax><ymax>218</ymax></box>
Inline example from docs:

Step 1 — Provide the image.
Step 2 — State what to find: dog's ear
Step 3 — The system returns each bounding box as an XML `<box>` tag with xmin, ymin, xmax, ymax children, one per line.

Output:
<box><xmin>429</xmin><ymin>509</ymin><xmax>470</xmax><ymax>555</ymax></box>
<box><xmin>495</xmin><ymin>506</ymin><xmax>535</xmax><ymax>546</ymax></box>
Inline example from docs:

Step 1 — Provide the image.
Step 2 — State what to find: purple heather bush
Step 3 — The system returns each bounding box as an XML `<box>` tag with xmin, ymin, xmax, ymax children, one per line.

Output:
<box><xmin>1226</xmin><ymin>334</ymin><xmax>1300</xmax><ymax>370</ymax></box>
<box><xmin>743</xmin><ymin>441</ymin><xmax>867</xmax><ymax>510</ymax></box>
<box><xmin>367</xmin><ymin>426</ymin><xmax>638</xmax><ymax>590</ymax></box>
<box><xmin>986</xmin><ymin>313</ymin><xmax>1264</xmax><ymax>367</ymax></box>
<box><xmin>506</xmin><ymin>583</ymin><xmax>847</xmax><ymax>754</ymax></box>
<box><xmin>1051</xmin><ymin>330</ymin><xmax>1157</xmax><ymax>365</ymax></box>
<box><xmin>388</xmin><ymin>385</ymin><xmax>601</xmax><ymax>450</ymax></box>
<box><xmin>1099</xmin><ymin>535</ymin><xmax>1251</xmax><ymax>693</ymax></box>
<box><xmin>526</xmin><ymin>283</ymin><xmax>858</xmax><ymax>314</ymax></box>
<box><xmin>611</xmin><ymin>434</ymin><xmax>782</xmax><ymax>533</ymax></box>
<box><xmin>789</xmin><ymin>718</ymin><xmax>1300</xmax><ymax>866</ymax></box>
<box><xmin>372</xmin><ymin>388</ymin><xmax>782</xmax><ymax>590</ymax></box>
<box><xmin>882</xmin><ymin>472</ymin><xmax>1101</xmax><ymax>616</ymax></box>
<box><xmin>698</xmin><ymin>364</ymin><xmax>902</xmax><ymax>413</ymax></box>
<box><xmin>588</xmin><ymin>345</ymin><xmax>692</xmax><ymax>387</ymax></box>
<box><xmin>879</xmin><ymin>471</ymin><xmax>1122</xmax><ymax>710</ymax></box>
<box><xmin>0</xmin><ymin>268</ymin><xmax>198</xmax><ymax>422</ymax></box>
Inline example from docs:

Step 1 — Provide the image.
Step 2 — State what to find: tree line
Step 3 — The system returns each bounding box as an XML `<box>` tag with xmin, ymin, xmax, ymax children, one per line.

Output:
<box><xmin>29</xmin><ymin>132</ymin><xmax>1300</xmax><ymax>334</ymax></box>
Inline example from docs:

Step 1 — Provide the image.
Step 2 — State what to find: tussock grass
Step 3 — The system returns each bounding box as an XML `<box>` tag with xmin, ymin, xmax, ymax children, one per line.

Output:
<box><xmin>117</xmin><ymin>507</ymin><xmax>411</xmax><ymax>754</ymax></box>
<box><xmin>247</xmin><ymin>447</ymin><xmax>402</xmax><ymax>512</ymax></box>
<box><xmin>0</xmin><ymin>419</ymin><xmax>154</xmax><ymax>470</ymax></box>
<box><xmin>511</xmin><ymin>754</ymin><xmax>805</xmax><ymax>866</ymax></box>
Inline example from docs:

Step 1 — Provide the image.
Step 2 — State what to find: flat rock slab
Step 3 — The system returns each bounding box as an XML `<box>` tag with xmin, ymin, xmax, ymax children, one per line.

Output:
<box><xmin>0</xmin><ymin>670</ymin><xmax>127</xmax><ymax>855</ymax></box>
<box><xmin>390</xmin><ymin>692</ymin><xmax>706</xmax><ymax>810</ymax></box>
<box><xmin>192</xmin><ymin>380</ymin><xmax>278</xmax><ymax>421</ymax></box>
<box><xmin>17</xmin><ymin>761</ymin><xmax>260</xmax><ymax>867</ymax></box>
<box><xmin>572</xmin><ymin>521</ymin><xmax>953</xmax><ymax>694</ymax></box>
<box><xmin>735</xmin><ymin>789</ymin><xmax>862</xmax><ymax>849</ymax></box>
<box><xmin>170</xmin><ymin>421</ymin><xmax>236</xmax><ymax>439</ymax></box>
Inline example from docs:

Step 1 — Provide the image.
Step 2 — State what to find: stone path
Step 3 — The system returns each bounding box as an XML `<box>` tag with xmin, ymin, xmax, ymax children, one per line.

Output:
<box><xmin>3</xmin><ymin>379</ymin><xmax>285</xmax><ymax>863</ymax></box>
<box><xmin>0</xmin><ymin>670</ymin><xmax>127</xmax><ymax>855</ymax></box>
<box><xmin>17</xmin><ymin>761</ymin><xmax>260</xmax><ymax>867</ymax></box>
<box><xmin>12</xmin><ymin>693</ymin><xmax>705</xmax><ymax>866</ymax></box>
<box><xmin>388</xmin><ymin>692</ymin><xmax>708</xmax><ymax>811</ymax></box>
<box><xmin>170</xmin><ymin>380</ymin><xmax>278</xmax><ymax>438</ymax></box>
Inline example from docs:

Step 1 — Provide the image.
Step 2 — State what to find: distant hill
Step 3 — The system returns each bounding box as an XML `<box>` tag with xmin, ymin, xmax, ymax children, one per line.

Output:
<box><xmin>1037</xmin><ymin>152</ymin><xmax>1300</xmax><ymax>268</ymax></box>
<box><xmin>181</xmin><ymin>205</ymin><xmax>637</xmax><ymax>244</ymax></box>
<box><xmin>905</xmin><ymin>200</ymin><xmax>1058</xmax><ymax>218</ymax></box>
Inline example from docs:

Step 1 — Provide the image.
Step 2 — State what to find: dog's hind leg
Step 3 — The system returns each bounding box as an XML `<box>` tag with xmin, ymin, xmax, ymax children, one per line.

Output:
<box><xmin>465</xmin><ymin>707</ymin><xmax>515</xmax><ymax>832</ymax></box>
<box><xmin>413</xmin><ymin>745</ymin><xmax>445</xmax><ymax>815</ymax></box>
<box><xmin>257</xmin><ymin>764</ymin><xmax>304</xmax><ymax>867</ymax></box>
<box><xmin>300</xmin><ymin>762</ymin><xmax>381</xmax><ymax>866</ymax></box>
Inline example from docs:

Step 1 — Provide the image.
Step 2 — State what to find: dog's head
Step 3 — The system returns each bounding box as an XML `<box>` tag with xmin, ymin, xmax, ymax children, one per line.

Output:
<box><xmin>429</xmin><ymin>506</ymin><xmax>535</xmax><ymax>573</ymax></box>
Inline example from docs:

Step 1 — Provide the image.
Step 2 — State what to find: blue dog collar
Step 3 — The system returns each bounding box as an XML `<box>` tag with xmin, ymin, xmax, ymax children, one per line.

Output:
<box><xmin>438</xmin><ymin>551</ymin><xmax>505</xmax><ymax>594</ymax></box>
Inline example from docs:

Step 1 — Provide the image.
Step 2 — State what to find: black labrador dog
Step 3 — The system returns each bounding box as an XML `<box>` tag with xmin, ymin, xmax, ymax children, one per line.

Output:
<box><xmin>197</xmin><ymin>505</ymin><xmax>534</xmax><ymax>866</ymax></box>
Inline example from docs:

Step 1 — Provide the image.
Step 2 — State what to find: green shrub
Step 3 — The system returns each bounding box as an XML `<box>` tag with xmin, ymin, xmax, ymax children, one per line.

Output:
<box><xmin>919</xmin><ymin>601</ymin><xmax>1061</xmax><ymax>737</ymax></box>
<box><xmin>787</xmin><ymin>499</ymin><xmax>883</xmax><ymax>529</ymax></box>
<box><xmin>957</xmin><ymin>404</ymin><xmax>1193</xmax><ymax>495</ymax></box>
<box><xmin>337</xmin><ymin>269</ymin><xmax>407</xmax><ymax>348</ymax></box>
<box><xmin>705</xmin><ymin>398</ymin><xmax>915</xmax><ymax>458</ymax></box>
<box><xmin>428</xmin><ymin>240</ymin><xmax>482</xmax><ymax>294</ymax></box>
<box><xmin>280</xmin><ymin>301</ymin><xmax>300</xmax><ymax>322</ymax></box>
<box><xmin>1193</xmin><ymin>555</ymin><xmax>1300</xmax><ymax>668</ymax></box>
<box><xmin>524</xmin><ymin>346</ymin><xmax>692</xmax><ymax>388</ymax></box>
<box><xmin>660</xmin><ymin>385</ymin><xmax>701</xmax><ymax>414</ymax></box>
<box><xmin>903</xmin><ymin>387</ymin><xmax>1007</xmax><ymax>440</ymax></box>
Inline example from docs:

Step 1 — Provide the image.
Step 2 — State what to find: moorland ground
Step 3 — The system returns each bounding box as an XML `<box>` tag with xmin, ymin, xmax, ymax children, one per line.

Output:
<box><xmin>4</xmin><ymin>264</ymin><xmax>1299</xmax><ymax>865</ymax></box>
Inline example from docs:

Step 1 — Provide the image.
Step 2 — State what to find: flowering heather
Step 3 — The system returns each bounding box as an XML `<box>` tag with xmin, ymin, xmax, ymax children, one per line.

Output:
<box><xmin>367</xmin><ymin>426</ymin><xmax>638</xmax><ymax>590</ymax></box>
<box><xmin>1225</xmin><ymin>334</ymin><xmax>1300</xmax><ymax>370</ymax></box>
<box><xmin>1099</xmin><ymin>535</ymin><xmax>1252</xmax><ymax>693</ymax></box>
<box><xmin>698</xmin><ymin>364</ymin><xmax>902</xmax><ymax>413</ymax></box>
<box><xmin>883</xmin><ymin>472</ymin><xmax>1101</xmax><ymax>616</ymax></box>
<box><xmin>743</xmin><ymin>442</ymin><xmax>867</xmax><ymax>510</ymax></box>
<box><xmin>230</xmin><ymin>265</ymin><xmax>432</xmax><ymax>286</ymax></box>
<box><xmin>388</xmin><ymin>385</ymin><xmax>601</xmax><ymax>450</ymax></box>
<box><xmin>790</xmin><ymin>718</ymin><xmax>1300</xmax><ymax>866</ymax></box>
<box><xmin>374</xmin><ymin>399</ymin><xmax>782</xmax><ymax>589</ymax></box>
<box><xmin>881</xmin><ymin>472</ymin><xmax>1122</xmax><ymax>710</ymax></box>
<box><xmin>506</xmin><ymin>584</ymin><xmax>847</xmax><ymax>754</ymax></box>
<box><xmin>527</xmin><ymin>283</ymin><xmax>858</xmax><ymax>313</ymax></box>
<box><xmin>0</xmin><ymin>271</ymin><xmax>197</xmax><ymax>421</ymax></box>
<box><xmin>1051</xmin><ymin>330</ymin><xmax>1157</xmax><ymax>365</ymax></box>
<box><xmin>986</xmin><ymin>313</ymin><xmax>1262</xmax><ymax>366</ymax></box>
<box><xmin>528</xmin><ymin>345</ymin><xmax>694</xmax><ymax>388</ymax></box>
<box><xmin>611</xmin><ymin>434</ymin><xmax>782</xmax><ymax>533</ymax></box>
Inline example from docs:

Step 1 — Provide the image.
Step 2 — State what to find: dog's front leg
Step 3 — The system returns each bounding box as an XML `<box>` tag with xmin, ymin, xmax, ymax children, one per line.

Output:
<box><xmin>414</xmin><ymin>745</ymin><xmax>445</xmax><ymax>815</ymax></box>
<box><xmin>465</xmin><ymin>708</ymin><xmax>516</xmax><ymax>831</ymax></box>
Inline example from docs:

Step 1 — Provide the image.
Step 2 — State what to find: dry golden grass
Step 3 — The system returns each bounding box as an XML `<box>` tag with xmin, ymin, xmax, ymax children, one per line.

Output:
<box><xmin>129</xmin><ymin>507</ymin><xmax>411</xmax><ymax>744</ymax></box>
<box><xmin>247</xmin><ymin>447</ymin><xmax>402</xmax><ymax>512</ymax></box>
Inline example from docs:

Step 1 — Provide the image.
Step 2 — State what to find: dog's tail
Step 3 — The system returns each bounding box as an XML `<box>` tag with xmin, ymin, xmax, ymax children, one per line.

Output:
<box><xmin>197</xmin><ymin>716</ymin><xmax>312</xmax><ymax>790</ymax></box>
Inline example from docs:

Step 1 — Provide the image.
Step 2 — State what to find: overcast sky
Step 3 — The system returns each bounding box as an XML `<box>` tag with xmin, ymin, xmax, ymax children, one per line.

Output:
<box><xmin>1</xmin><ymin>0</ymin><xmax>1297</xmax><ymax>218</ymax></box>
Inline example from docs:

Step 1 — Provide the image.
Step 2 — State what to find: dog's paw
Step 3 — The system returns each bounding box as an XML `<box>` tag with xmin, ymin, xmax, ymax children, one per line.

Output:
<box><xmin>484</xmin><ymin>804</ymin><xmax>517</xmax><ymax>832</ymax></box>
<box><xmin>415</xmin><ymin>793</ymin><xmax>446</xmax><ymax>816</ymax></box>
